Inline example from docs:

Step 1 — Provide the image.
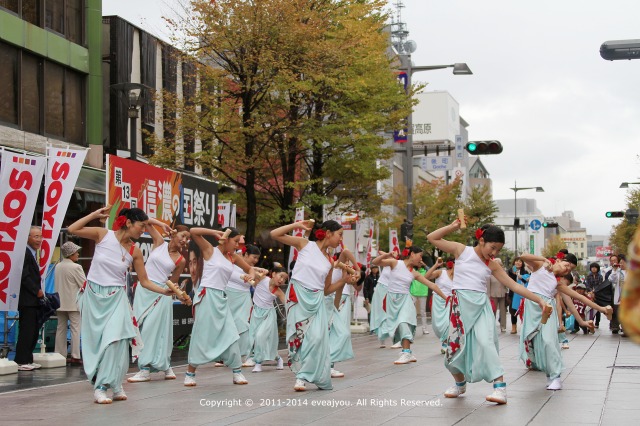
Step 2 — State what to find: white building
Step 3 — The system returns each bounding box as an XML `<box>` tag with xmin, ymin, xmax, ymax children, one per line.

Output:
<box><xmin>494</xmin><ymin>198</ymin><xmax>546</xmax><ymax>256</ymax></box>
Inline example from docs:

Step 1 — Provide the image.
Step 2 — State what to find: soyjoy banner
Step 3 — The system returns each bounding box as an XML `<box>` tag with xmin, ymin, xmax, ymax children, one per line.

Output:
<box><xmin>107</xmin><ymin>155</ymin><xmax>218</xmax><ymax>230</ymax></box>
<box><xmin>0</xmin><ymin>150</ymin><xmax>46</xmax><ymax>311</ymax></box>
<box><xmin>38</xmin><ymin>147</ymin><xmax>87</xmax><ymax>282</ymax></box>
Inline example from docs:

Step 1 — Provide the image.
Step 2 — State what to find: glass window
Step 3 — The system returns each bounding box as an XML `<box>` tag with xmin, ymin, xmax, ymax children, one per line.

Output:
<box><xmin>66</xmin><ymin>0</ymin><xmax>82</xmax><ymax>45</ymax></box>
<box><xmin>0</xmin><ymin>42</ymin><xmax>19</xmax><ymax>125</ymax></box>
<box><xmin>21</xmin><ymin>53</ymin><xmax>41</xmax><ymax>133</ymax></box>
<box><xmin>0</xmin><ymin>0</ymin><xmax>19</xmax><ymax>14</ymax></box>
<box><xmin>45</xmin><ymin>0</ymin><xmax>64</xmax><ymax>34</ymax></box>
<box><xmin>64</xmin><ymin>68</ymin><xmax>83</xmax><ymax>143</ymax></box>
<box><xmin>44</xmin><ymin>60</ymin><xmax>64</xmax><ymax>137</ymax></box>
<box><xmin>22</xmin><ymin>0</ymin><xmax>40</xmax><ymax>26</ymax></box>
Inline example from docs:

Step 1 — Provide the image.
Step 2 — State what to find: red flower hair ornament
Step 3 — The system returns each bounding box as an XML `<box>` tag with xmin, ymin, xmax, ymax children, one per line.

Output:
<box><xmin>475</xmin><ymin>228</ymin><xmax>484</xmax><ymax>240</ymax></box>
<box><xmin>556</xmin><ymin>252</ymin><xmax>565</xmax><ymax>260</ymax></box>
<box><xmin>112</xmin><ymin>215</ymin><xmax>127</xmax><ymax>231</ymax></box>
<box><xmin>402</xmin><ymin>248</ymin><xmax>410</xmax><ymax>258</ymax></box>
<box><xmin>446</xmin><ymin>261</ymin><xmax>454</xmax><ymax>270</ymax></box>
<box><xmin>315</xmin><ymin>229</ymin><xmax>327</xmax><ymax>240</ymax></box>
<box><xmin>240</xmin><ymin>245</ymin><xmax>247</xmax><ymax>255</ymax></box>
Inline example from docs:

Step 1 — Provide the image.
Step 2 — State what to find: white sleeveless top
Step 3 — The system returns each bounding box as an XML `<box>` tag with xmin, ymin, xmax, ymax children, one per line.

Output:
<box><xmin>87</xmin><ymin>230</ymin><xmax>133</xmax><ymax>286</ymax></box>
<box><xmin>146</xmin><ymin>242</ymin><xmax>178</xmax><ymax>283</ymax></box>
<box><xmin>200</xmin><ymin>247</ymin><xmax>235</xmax><ymax>291</ymax></box>
<box><xmin>452</xmin><ymin>246</ymin><xmax>492</xmax><ymax>292</ymax></box>
<box><xmin>378</xmin><ymin>265</ymin><xmax>391</xmax><ymax>287</ymax></box>
<box><xmin>291</xmin><ymin>242</ymin><xmax>332</xmax><ymax>291</ymax></box>
<box><xmin>436</xmin><ymin>269</ymin><xmax>454</xmax><ymax>297</ymax></box>
<box><xmin>227</xmin><ymin>265</ymin><xmax>252</xmax><ymax>292</ymax></box>
<box><xmin>253</xmin><ymin>276</ymin><xmax>278</xmax><ymax>309</ymax></box>
<box><xmin>387</xmin><ymin>260</ymin><xmax>415</xmax><ymax>294</ymax></box>
<box><xmin>329</xmin><ymin>268</ymin><xmax>352</xmax><ymax>296</ymax></box>
<box><xmin>527</xmin><ymin>267</ymin><xmax>558</xmax><ymax>299</ymax></box>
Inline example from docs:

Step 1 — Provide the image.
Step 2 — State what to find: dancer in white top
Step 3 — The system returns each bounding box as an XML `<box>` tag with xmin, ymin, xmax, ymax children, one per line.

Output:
<box><xmin>249</xmin><ymin>266</ymin><xmax>288</xmax><ymax>373</ymax></box>
<box><xmin>227</xmin><ymin>245</ymin><xmax>262</xmax><ymax>367</ymax></box>
<box><xmin>270</xmin><ymin>219</ymin><xmax>343</xmax><ymax>392</ymax></box>
<box><xmin>428</xmin><ymin>221</ymin><xmax>546</xmax><ymax>405</ymax></box>
<box><xmin>68</xmin><ymin>207</ymin><xmax>174</xmax><ymax>404</ymax></box>
<box><xmin>519</xmin><ymin>253</ymin><xmax>613</xmax><ymax>391</ymax></box>
<box><xmin>425</xmin><ymin>258</ymin><xmax>455</xmax><ymax>354</ymax></box>
<box><xmin>129</xmin><ymin>225</ymin><xmax>189</xmax><ymax>383</ymax></box>
<box><xmin>373</xmin><ymin>246</ymin><xmax>445</xmax><ymax>365</ymax></box>
<box><xmin>184</xmin><ymin>227</ymin><xmax>257</xmax><ymax>387</ymax></box>
<box><xmin>326</xmin><ymin>249</ymin><xmax>360</xmax><ymax>378</ymax></box>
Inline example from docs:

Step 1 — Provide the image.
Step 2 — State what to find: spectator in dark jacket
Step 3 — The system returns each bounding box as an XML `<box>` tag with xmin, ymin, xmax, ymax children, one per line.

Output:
<box><xmin>15</xmin><ymin>226</ymin><xmax>45</xmax><ymax>371</ymax></box>
<box><xmin>363</xmin><ymin>266</ymin><xmax>379</xmax><ymax>325</ymax></box>
<box><xmin>585</xmin><ymin>262</ymin><xmax>611</xmax><ymax>329</ymax></box>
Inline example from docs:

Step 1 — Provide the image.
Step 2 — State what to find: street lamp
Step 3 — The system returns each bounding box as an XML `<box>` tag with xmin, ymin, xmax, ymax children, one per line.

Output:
<box><xmin>110</xmin><ymin>82</ymin><xmax>149</xmax><ymax>162</ymax></box>
<box><xmin>399</xmin><ymin>56</ymin><xmax>473</xmax><ymax>240</ymax></box>
<box><xmin>619</xmin><ymin>181</ymin><xmax>640</xmax><ymax>188</ymax></box>
<box><xmin>509</xmin><ymin>181</ymin><xmax>544</xmax><ymax>255</ymax></box>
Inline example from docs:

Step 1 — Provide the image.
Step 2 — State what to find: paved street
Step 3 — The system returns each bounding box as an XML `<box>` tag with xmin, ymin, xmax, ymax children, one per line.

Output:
<box><xmin>1</xmin><ymin>317</ymin><xmax>639</xmax><ymax>425</ymax></box>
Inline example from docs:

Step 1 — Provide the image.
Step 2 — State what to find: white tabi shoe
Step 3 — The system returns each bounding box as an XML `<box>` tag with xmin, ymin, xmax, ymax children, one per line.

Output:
<box><xmin>184</xmin><ymin>372</ymin><xmax>196</xmax><ymax>387</ymax></box>
<box><xmin>444</xmin><ymin>383</ymin><xmax>467</xmax><ymax>398</ymax></box>
<box><xmin>547</xmin><ymin>377</ymin><xmax>562</xmax><ymax>390</ymax></box>
<box><xmin>94</xmin><ymin>386</ymin><xmax>112</xmax><ymax>404</ymax></box>
<box><xmin>233</xmin><ymin>372</ymin><xmax>248</xmax><ymax>385</ymax></box>
<box><xmin>486</xmin><ymin>384</ymin><xmax>507</xmax><ymax>404</ymax></box>
<box><xmin>252</xmin><ymin>363</ymin><xmax>263</xmax><ymax>373</ymax></box>
<box><xmin>127</xmin><ymin>368</ymin><xmax>150</xmax><ymax>383</ymax></box>
<box><xmin>294</xmin><ymin>378</ymin><xmax>306</xmax><ymax>392</ymax></box>
<box><xmin>164</xmin><ymin>367</ymin><xmax>176</xmax><ymax>380</ymax></box>
<box><xmin>331</xmin><ymin>368</ymin><xmax>345</xmax><ymax>378</ymax></box>
<box><xmin>390</xmin><ymin>341</ymin><xmax>402</xmax><ymax>349</ymax></box>
<box><xmin>112</xmin><ymin>389</ymin><xmax>127</xmax><ymax>401</ymax></box>
<box><xmin>276</xmin><ymin>357</ymin><xmax>284</xmax><ymax>370</ymax></box>
<box><xmin>242</xmin><ymin>357</ymin><xmax>256</xmax><ymax>367</ymax></box>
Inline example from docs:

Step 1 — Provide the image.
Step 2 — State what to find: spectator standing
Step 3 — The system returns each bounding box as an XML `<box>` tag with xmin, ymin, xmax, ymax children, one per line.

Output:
<box><xmin>363</xmin><ymin>265</ymin><xmax>379</xmax><ymax>326</ymax></box>
<box><xmin>606</xmin><ymin>254</ymin><xmax>626</xmax><ymax>334</ymax></box>
<box><xmin>410</xmin><ymin>263</ymin><xmax>429</xmax><ymax>335</ymax></box>
<box><xmin>488</xmin><ymin>258</ymin><xmax>508</xmax><ymax>332</ymax></box>
<box><xmin>507</xmin><ymin>257</ymin><xmax>530</xmax><ymax>334</ymax></box>
<box><xmin>585</xmin><ymin>262</ymin><xmax>609</xmax><ymax>329</ymax></box>
<box><xmin>54</xmin><ymin>242</ymin><xmax>86</xmax><ymax>364</ymax></box>
<box><xmin>15</xmin><ymin>226</ymin><xmax>44</xmax><ymax>371</ymax></box>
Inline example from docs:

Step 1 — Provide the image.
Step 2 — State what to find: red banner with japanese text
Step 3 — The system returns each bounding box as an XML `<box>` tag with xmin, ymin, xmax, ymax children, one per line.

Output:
<box><xmin>106</xmin><ymin>155</ymin><xmax>218</xmax><ymax>230</ymax></box>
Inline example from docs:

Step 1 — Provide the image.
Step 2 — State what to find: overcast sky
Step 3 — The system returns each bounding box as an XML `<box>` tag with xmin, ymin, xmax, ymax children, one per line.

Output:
<box><xmin>103</xmin><ymin>0</ymin><xmax>640</xmax><ymax>235</ymax></box>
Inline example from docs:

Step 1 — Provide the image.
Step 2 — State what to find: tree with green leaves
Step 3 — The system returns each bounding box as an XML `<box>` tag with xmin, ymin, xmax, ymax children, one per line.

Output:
<box><xmin>376</xmin><ymin>178</ymin><xmax>498</xmax><ymax>260</ymax></box>
<box><xmin>149</xmin><ymin>0</ymin><xmax>412</xmax><ymax>241</ymax></box>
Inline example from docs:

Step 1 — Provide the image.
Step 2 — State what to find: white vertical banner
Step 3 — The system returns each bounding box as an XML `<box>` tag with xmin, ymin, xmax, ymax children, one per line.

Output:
<box><xmin>389</xmin><ymin>228</ymin><xmax>400</xmax><ymax>254</ymax></box>
<box><xmin>287</xmin><ymin>207</ymin><xmax>305</xmax><ymax>271</ymax></box>
<box><xmin>365</xmin><ymin>218</ymin><xmax>374</xmax><ymax>271</ymax></box>
<box><xmin>217</xmin><ymin>201</ymin><xmax>231</xmax><ymax>227</ymax></box>
<box><xmin>39</xmin><ymin>147</ymin><xmax>87</xmax><ymax>282</ymax></box>
<box><xmin>0</xmin><ymin>150</ymin><xmax>46</xmax><ymax>311</ymax></box>
<box><xmin>229</xmin><ymin>204</ymin><xmax>236</xmax><ymax>228</ymax></box>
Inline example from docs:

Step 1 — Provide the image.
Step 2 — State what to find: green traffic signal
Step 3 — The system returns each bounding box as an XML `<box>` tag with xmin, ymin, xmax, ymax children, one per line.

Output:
<box><xmin>542</xmin><ymin>221</ymin><xmax>559</xmax><ymax>228</ymax></box>
<box><xmin>605</xmin><ymin>211</ymin><xmax>625</xmax><ymax>218</ymax></box>
<box><xmin>465</xmin><ymin>140</ymin><xmax>502</xmax><ymax>155</ymax></box>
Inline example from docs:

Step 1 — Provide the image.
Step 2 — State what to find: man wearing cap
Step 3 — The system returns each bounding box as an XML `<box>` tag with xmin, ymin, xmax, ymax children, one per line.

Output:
<box><xmin>54</xmin><ymin>241</ymin><xmax>86</xmax><ymax>364</ymax></box>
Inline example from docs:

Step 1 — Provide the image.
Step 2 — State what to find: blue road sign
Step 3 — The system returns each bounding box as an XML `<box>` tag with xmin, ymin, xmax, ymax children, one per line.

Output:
<box><xmin>530</xmin><ymin>219</ymin><xmax>542</xmax><ymax>231</ymax></box>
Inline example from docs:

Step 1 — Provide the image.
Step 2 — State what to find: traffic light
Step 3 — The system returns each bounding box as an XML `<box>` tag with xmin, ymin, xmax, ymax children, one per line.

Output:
<box><xmin>465</xmin><ymin>140</ymin><xmax>503</xmax><ymax>155</ymax></box>
<box><xmin>605</xmin><ymin>211</ymin><xmax>625</xmax><ymax>218</ymax></box>
<box><xmin>542</xmin><ymin>221</ymin><xmax>559</xmax><ymax>228</ymax></box>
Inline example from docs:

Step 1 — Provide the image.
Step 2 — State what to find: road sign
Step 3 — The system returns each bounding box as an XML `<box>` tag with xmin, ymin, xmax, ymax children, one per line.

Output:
<box><xmin>530</xmin><ymin>219</ymin><xmax>542</xmax><ymax>231</ymax></box>
<box><xmin>455</xmin><ymin>135</ymin><xmax>464</xmax><ymax>163</ymax></box>
<box><xmin>530</xmin><ymin>234</ymin><xmax>535</xmax><ymax>254</ymax></box>
<box><xmin>419</xmin><ymin>155</ymin><xmax>453</xmax><ymax>171</ymax></box>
